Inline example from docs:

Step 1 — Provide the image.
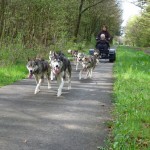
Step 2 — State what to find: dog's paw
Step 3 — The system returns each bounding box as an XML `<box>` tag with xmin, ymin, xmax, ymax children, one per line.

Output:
<box><xmin>57</xmin><ymin>92</ymin><xmax>61</xmax><ymax>97</ymax></box>
<box><xmin>68</xmin><ymin>86</ymin><xmax>71</xmax><ymax>90</ymax></box>
<box><xmin>48</xmin><ymin>85</ymin><xmax>51</xmax><ymax>89</ymax></box>
<box><xmin>57</xmin><ymin>89</ymin><xmax>62</xmax><ymax>97</ymax></box>
<box><xmin>34</xmin><ymin>89</ymin><xmax>40</xmax><ymax>94</ymax></box>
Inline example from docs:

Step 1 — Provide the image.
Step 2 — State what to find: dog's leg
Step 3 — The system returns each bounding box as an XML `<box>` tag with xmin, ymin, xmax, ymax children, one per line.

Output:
<box><xmin>89</xmin><ymin>68</ymin><xmax>93</xmax><ymax>78</ymax></box>
<box><xmin>57</xmin><ymin>75</ymin><xmax>64</xmax><ymax>97</ymax></box>
<box><xmin>85</xmin><ymin>70</ymin><xmax>90</xmax><ymax>79</ymax></box>
<box><xmin>68</xmin><ymin>78</ymin><xmax>71</xmax><ymax>90</ymax></box>
<box><xmin>73</xmin><ymin>57</ymin><xmax>76</xmax><ymax>65</ymax></box>
<box><xmin>46</xmin><ymin>75</ymin><xmax>51</xmax><ymax>89</ymax></box>
<box><xmin>47</xmin><ymin>78</ymin><xmax>51</xmax><ymax>89</ymax></box>
<box><xmin>74</xmin><ymin>57</ymin><xmax>77</xmax><ymax>65</ymax></box>
<box><xmin>76</xmin><ymin>62</ymin><xmax>79</xmax><ymax>71</ymax></box>
<box><xmin>96</xmin><ymin>58</ymin><xmax>99</xmax><ymax>64</ymax></box>
<box><xmin>34</xmin><ymin>75</ymin><xmax>39</xmax><ymax>84</ymax></box>
<box><xmin>50</xmin><ymin>71</ymin><xmax>54</xmax><ymax>81</ymax></box>
<box><xmin>79</xmin><ymin>70</ymin><xmax>83</xmax><ymax>80</ymax></box>
<box><xmin>68</xmin><ymin>73</ymin><xmax>71</xmax><ymax>90</ymax></box>
<box><xmin>34</xmin><ymin>79</ymin><xmax>42</xmax><ymax>94</ymax></box>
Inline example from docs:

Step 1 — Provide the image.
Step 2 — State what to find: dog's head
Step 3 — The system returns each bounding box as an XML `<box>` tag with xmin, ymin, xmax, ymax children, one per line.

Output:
<box><xmin>72</xmin><ymin>50</ymin><xmax>78</xmax><ymax>57</ymax></box>
<box><xmin>49</xmin><ymin>51</ymin><xmax>63</xmax><ymax>75</ymax></box>
<box><xmin>68</xmin><ymin>49</ymin><xmax>78</xmax><ymax>57</ymax></box>
<box><xmin>93</xmin><ymin>49</ymin><xmax>100</xmax><ymax>58</ymax></box>
<box><xmin>51</xmin><ymin>59</ymin><xmax>63</xmax><ymax>75</ymax></box>
<box><xmin>26</xmin><ymin>58</ymin><xmax>38</xmax><ymax>78</ymax></box>
<box><xmin>77</xmin><ymin>53</ymin><xmax>84</xmax><ymax>61</ymax></box>
<box><xmin>82</xmin><ymin>56</ymin><xmax>90</xmax><ymax>63</ymax></box>
<box><xmin>81</xmin><ymin>56</ymin><xmax>90</xmax><ymax>69</ymax></box>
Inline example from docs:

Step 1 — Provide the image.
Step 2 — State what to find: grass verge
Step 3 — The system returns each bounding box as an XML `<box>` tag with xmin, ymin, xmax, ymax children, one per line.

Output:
<box><xmin>112</xmin><ymin>46</ymin><xmax>150</xmax><ymax>150</ymax></box>
<box><xmin>0</xmin><ymin>64</ymin><xmax>27</xmax><ymax>87</ymax></box>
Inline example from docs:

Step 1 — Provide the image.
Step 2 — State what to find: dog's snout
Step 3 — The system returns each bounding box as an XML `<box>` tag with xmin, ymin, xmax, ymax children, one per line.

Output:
<box><xmin>30</xmin><ymin>70</ymin><xmax>33</xmax><ymax>73</ymax></box>
<box><xmin>56</xmin><ymin>65</ymin><xmax>59</xmax><ymax>68</ymax></box>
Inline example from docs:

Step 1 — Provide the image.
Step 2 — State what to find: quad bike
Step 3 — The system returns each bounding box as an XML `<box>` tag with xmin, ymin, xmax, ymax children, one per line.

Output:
<box><xmin>99</xmin><ymin>47</ymin><xmax>116</xmax><ymax>62</ymax></box>
<box><xmin>89</xmin><ymin>39</ymin><xmax>116</xmax><ymax>62</ymax></box>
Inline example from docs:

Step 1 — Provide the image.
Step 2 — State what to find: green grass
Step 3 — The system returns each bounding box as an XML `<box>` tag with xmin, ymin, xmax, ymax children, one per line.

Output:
<box><xmin>112</xmin><ymin>46</ymin><xmax>150</xmax><ymax>150</ymax></box>
<box><xmin>0</xmin><ymin>64</ymin><xmax>27</xmax><ymax>87</ymax></box>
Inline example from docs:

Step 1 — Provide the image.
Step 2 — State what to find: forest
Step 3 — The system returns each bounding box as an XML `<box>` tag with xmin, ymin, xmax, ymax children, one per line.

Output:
<box><xmin>0</xmin><ymin>0</ymin><xmax>122</xmax><ymax>50</ymax></box>
<box><xmin>1</xmin><ymin>0</ymin><xmax>149</xmax><ymax>54</ymax></box>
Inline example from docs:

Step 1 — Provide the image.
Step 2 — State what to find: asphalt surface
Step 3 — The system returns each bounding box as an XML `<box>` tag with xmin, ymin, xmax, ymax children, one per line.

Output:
<box><xmin>0</xmin><ymin>60</ymin><xmax>113</xmax><ymax>150</ymax></box>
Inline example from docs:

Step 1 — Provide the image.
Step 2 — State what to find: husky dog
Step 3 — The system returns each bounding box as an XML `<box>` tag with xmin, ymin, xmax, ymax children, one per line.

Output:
<box><xmin>68</xmin><ymin>49</ymin><xmax>78</xmax><ymax>65</ymax></box>
<box><xmin>76</xmin><ymin>52</ymin><xmax>85</xmax><ymax>70</ymax></box>
<box><xmin>26</xmin><ymin>58</ymin><xmax>51</xmax><ymax>94</ymax></box>
<box><xmin>79</xmin><ymin>55</ymin><xmax>97</xmax><ymax>80</ymax></box>
<box><xmin>67</xmin><ymin>49</ymin><xmax>78</xmax><ymax>57</ymax></box>
<box><xmin>93</xmin><ymin>49</ymin><xmax>100</xmax><ymax>64</ymax></box>
<box><xmin>49</xmin><ymin>51</ymin><xmax>72</xmax><ymax>97</ymax></box>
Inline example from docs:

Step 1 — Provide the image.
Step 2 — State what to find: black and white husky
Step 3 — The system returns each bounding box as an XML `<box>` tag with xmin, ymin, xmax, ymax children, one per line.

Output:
<box><xmin>49</xmin><ymin>51</ymin><xmax>72</xmax><ymax>97</ymax></box>
<box><xmin>79</xmin><ymin>55</ymin><xmax>97</xmax><ymax>80</ymax></box>
<box><xmin>26</xmin><ymin>58</ymin><xmax>51</xmax><ymax>94</ymax></box>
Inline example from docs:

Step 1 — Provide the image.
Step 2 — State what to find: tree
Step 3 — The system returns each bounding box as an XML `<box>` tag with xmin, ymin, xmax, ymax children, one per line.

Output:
<box><xmin>124</xmin><ymin>1</ymin><xmax>150</xmax><ymax>47</ymax></box>
<box><xmin>0</xmin><ymin>0</ymin><xmax>6</xmax><ymax>38</ymax></box>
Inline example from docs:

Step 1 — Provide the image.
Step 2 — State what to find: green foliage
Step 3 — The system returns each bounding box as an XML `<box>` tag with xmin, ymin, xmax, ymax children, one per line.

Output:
<box><xmin>124</xmin><ymin>3</ymin><xmax>150</xmax><ymax>47</ymax></box>
<box><xmin>112</xmin><ymin>46</ymin><xmax>150</xmax><ymax>149</ymax></box>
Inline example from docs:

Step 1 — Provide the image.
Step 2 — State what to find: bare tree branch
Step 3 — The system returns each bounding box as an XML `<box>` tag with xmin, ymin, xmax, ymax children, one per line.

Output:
<box><xmin>81</xmin><ymin>0</ymin><xmax>106</xmax><ymax>14</ymax></box>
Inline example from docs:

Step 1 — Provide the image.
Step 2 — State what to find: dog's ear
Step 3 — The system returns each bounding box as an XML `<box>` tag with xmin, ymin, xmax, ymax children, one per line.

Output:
<box><xmin>54</xmin><ymin>52</ymin><xmax>58</xmax><ymax>57</ymax></box>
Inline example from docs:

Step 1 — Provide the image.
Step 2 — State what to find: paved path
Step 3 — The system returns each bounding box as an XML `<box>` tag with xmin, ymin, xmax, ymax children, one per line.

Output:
<box><xmin>0</xmin><ymin>61</ymin><xmax>113</xmax><ymax>150</ymax></box>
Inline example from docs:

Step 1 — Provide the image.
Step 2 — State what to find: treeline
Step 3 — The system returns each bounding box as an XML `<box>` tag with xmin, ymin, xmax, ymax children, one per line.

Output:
<box><xmin>124</xmin><ymin>0</ymin><xmax>150</xmax><ymax>47</ymax></box>
<box><xmin>0</xmin><ymin>0</ymin><xmax>122</xmax><ymax>49</ymax></box>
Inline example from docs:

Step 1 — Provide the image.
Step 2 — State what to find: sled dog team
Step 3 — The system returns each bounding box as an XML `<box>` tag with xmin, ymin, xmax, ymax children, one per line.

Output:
<box><xmin>26</xmin><ymin>49</ymin><xmax>100</xmax><ymax>97</ymax></box>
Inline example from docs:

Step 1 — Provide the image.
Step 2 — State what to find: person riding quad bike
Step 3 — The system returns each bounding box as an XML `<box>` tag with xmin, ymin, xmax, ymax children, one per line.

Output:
<box><xmin>96</xmin><ymin>34</ymin><xmax>110</xmax><ymax>57</ymax></box>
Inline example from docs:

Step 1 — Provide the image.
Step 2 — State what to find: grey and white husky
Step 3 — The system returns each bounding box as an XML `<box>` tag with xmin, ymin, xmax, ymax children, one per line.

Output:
<box><xmin>49</xmin><ymin>51</ymin><xmax>72</xmax><ymax>97</ymax></box>
<box><xmin>26</xmin><ymin>58</ymin><xmax>51</xmax><ymax>94</ymax></box>
<box><xmin>79</xmin><ymin>55</ymin><xmax>97</xmax><ymax>80</ymax></box>
<box><xmin>76</xmin><ymin>52</ymin><xmax>85</xmax><ymax>70</ymax></box>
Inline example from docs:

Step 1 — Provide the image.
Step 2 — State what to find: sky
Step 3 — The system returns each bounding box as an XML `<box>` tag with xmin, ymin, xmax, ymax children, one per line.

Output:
<box><xmin>122</xmin><ymin>0</ymin><xmax>141</xmax><ymax>26</ymax></box>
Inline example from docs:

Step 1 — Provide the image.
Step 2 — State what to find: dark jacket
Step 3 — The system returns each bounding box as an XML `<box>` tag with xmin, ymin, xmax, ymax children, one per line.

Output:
<box><xmin>97</xmin><ymin>30</ymin><xmax>111</xmax><ymax>42</ymax></box>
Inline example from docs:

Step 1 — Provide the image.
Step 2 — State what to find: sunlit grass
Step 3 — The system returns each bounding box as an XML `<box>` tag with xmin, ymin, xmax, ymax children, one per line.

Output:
<box><xmin>112</xmin><ymin>46</ymin><xmax>150</xmax><ymax>149</ymax></box>
<box><xmin>0</xmin><ymin>64</ymin><xmax>27</xmax><ymax>87</ymax></box>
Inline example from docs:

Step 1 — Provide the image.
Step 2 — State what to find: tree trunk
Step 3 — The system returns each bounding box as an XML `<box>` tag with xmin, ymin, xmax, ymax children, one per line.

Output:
<box><xmin>74</xmin><ymin>0</ymin><xmax>105</xmax><ymax>42</ymax></box>
<box><xmin>74</xmin><ymin>0</ymin><xmax>84</xmax><ymax>42</ymax></box>
<box><xmin>0</xmin><ymin>0</ymin><xmax>5</xmax><ymax>38</ymax></box>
